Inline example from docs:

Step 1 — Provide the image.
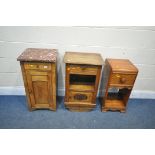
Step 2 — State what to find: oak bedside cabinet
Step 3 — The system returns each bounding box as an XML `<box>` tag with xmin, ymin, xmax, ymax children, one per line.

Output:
<box><xmin>101</xmin><ymin>59</ymin><xmax>138</xmax><ymax>112</ymax></box>
<box><xmin>64</xmin><ymin>52</ymin><xmax>104</xmax><ymax>112</ymax></box>
<box><xmin>17</xmin><ymin>48</ymin><xmax>57</xmax><ymax>111</ymax></box>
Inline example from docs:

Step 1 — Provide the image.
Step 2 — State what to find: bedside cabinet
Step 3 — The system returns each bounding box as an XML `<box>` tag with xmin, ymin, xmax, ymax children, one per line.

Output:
<box><xmin>101</xmin><ymin>59</ymin><xmax>138</xmax><ymax>112</ymax></box>
<box><xmin>17</xmin><ymin>48</ymin><xmax>57</xmax><ymax>111</ymax></box>
<box><xmin>64</xmin><ymin>52</ymin><xmax>104</xmax><ymax>112</ymax></box>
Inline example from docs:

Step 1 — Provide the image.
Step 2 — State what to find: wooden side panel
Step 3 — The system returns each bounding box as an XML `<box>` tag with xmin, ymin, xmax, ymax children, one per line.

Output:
<box><xmin>50</xmin><ymin>63</ymin><xmax>56</xmax><ymax>110</ymax></box>
<box><xmin>20</xmin><ymin>62</ymin><xmax>32</xmax><ymax>111</ymax></box>
<box><xmin>104</xmin><ymin>60</ymin><xmax>112</xmax><ymax>99</ymax></box>
<box><xmin>99</xmin><ymin>60</ymin><xmax>109</xmax><ymax>96</ymax></box>
<box><xmin>101</xmin><ymin>59</ymin><xmax>112</xmax><ymax>110</ymax></box>
<box><xmin>65</xmin><ymin>64</ymin><xmax>70</xmax><ymax>102</ymax></box>
<box><xmin>92</xmin><ymin>65</ymin><xmax>102</xmax><ymax>103</ymax></box>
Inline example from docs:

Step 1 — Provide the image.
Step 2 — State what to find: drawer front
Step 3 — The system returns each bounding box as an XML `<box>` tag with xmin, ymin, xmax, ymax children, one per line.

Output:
<box><xmin>24</xmin><ymin>63</ymin><xmax>51</xmax><ymax>70</ymax></box>
<box><xmin>110</xmin><ymin>73</ymin><xmax>136</xmax><ymax>86</ymax></box>
<box><xmin>68</xmin><ymin>65</ymin><xmax>98</xmax><ymax>75</ymax></box>
<box><xmin>69</xmin><ymin>91</ymin><xmax>93</xmax><ymax>102</ymax></box>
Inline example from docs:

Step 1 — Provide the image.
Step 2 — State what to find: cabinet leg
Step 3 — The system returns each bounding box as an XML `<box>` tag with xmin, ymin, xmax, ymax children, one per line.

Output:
<box><xmin>102</xmin><ymin>108</ymin><xmax>107</xmax><ymax>112</ymax></box>
<box><xmin>28</xmin><ymin>108</ymin><xmax>33</xmax><ymax>111</ymax></box>
<box><xmin>120</xmin><ymin>109</ymin><xmax>126</xmax><ymax>113</ymax></box>
<box><xmin>28</xmin><ymin>105</ymin><xmax>34</xmax><ymax>111</ymax></box>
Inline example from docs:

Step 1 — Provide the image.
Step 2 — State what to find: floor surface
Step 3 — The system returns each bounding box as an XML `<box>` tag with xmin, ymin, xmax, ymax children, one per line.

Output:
<box><xmin>0</xmin><ymin>96</ymin><xmax>155</xmax><ymax>129</ymax></box>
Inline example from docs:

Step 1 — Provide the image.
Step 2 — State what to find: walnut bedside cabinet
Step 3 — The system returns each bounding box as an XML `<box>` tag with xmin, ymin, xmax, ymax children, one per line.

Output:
<box><xmin>17</xmin><ymin>48</ymin><xmax>57</xmax><ymax>111</ymax></box>
<box><xmin>64</xmin><ymin>52</ymin><xmax>104</xmax><ymax>112</ymax></box>
<box><xmin>101</xmin><ymin>59</ymin><xmax>138</xmax><ymax>112</ymax></box>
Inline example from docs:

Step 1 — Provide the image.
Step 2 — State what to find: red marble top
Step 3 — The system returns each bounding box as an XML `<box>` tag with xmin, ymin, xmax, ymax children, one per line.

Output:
<box><xmin>17</xmin><ymin>48</ymin><xmax>57</xmax><ymax>62</ymax></box>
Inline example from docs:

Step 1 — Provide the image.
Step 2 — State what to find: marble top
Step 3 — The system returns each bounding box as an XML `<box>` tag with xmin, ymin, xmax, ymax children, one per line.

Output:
<box><xmin>64</xmin><ymin>52</ymin><xmax>104</xmax><ymax>65</ymax></box>
<box><xmin>17</xmin><ymin>48</ymin><xmax>57</xmax><ymax>62</ymax></box>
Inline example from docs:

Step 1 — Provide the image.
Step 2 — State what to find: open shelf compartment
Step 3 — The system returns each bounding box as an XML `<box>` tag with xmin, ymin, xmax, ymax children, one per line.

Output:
<box><xmin>69</xmin><ymin>74</ymin><xmax>96</xmax><ymax>91</ymax></box>
<box><xmin>104</xmin><ymin>88</ymin><xmax>131</xmax><ymax>110</ymax></box>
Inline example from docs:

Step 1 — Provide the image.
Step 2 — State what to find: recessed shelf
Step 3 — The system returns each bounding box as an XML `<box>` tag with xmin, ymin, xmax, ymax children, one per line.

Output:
<box><xmin>105</xmin><ymin>100</ymin><xmax>125</xmax><ymax>109</ymax></box>
<box><xmin>70</xmin><ymin>74</ymin><xmax>96</xmax><ymax>85</ymax></box>
<box><xmin>69</xmin><ymin>83</ymin><xmax>95</xmax><ymax>91</ymax></box>
<box><xmin>69</xmin><ymin>74</ymin><xmax>96</xmax><ymax>91</ymax></box>
<box><xmin>104</xmin><ymin>93</ymin><xmax>125</xmax><ymax>109</ymax></box>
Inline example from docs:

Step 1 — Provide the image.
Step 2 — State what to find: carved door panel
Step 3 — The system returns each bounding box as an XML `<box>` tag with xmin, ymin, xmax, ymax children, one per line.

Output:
<box><xmin>69</xmin><ymin>91</ymin><xmax>93</xmax><ymax>103</ymax></box>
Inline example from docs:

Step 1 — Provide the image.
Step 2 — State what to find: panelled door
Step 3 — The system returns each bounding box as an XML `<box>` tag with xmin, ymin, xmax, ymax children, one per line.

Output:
<box><xmin>25</xmin><ymin>70</ymin><xmax>54</xmax><ymax>109</ymax></box>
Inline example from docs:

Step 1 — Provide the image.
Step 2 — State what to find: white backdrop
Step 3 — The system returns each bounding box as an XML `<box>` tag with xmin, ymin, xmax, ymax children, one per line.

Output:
<box><xmin>0</xmin><ymin>26</ymin><xmax>155</xmax><ymax>97</ymax></box>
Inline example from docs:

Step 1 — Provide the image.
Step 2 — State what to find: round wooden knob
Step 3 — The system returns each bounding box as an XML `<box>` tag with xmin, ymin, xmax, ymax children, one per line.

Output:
<box><xmin>120</xmin><ymin>77</ymin><xmax>126</xmax><ymax>83</ymax></box>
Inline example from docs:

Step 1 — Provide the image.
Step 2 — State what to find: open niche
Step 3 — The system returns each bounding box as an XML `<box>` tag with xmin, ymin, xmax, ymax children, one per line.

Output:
<box><xmin>104</xmin><ymin>87</ymin><xmax>131</xmax><ymax>111</ymax></box>
<box><xmin>69</xmin><ymin>74</ymin><xmax>96</xmax><ymax>91</ymax></box>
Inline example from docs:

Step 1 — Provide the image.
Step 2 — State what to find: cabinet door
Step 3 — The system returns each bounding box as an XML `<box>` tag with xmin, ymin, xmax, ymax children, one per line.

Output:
<box><xmin>26</xmin><ymin>70</ymin><xmax>53</xmax><ymax>109</ymax></box>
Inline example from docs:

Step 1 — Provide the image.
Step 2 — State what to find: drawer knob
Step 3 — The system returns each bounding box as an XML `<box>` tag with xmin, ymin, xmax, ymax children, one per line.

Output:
<box><xmin>116</xmin><ymin>74</ymin><xmax>120</xmax><ymax>78</ymax></box>
<box><xmin>44</xmin><ymin>66</ymin><xmax>48</xmax><ymax>69</ymax></box>
<box><xmin>120</xmin><ymin>77</ymin><xmax>126</xmax><ymax>83</ymax></box>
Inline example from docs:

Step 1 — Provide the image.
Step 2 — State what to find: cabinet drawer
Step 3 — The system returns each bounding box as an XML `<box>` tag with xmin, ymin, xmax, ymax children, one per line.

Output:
<box><xmin>110</xmin><ymin>73</ymin><xmax>136</xmax><ymax>86</ymax></box>
<box><xmin>69</xmin><ymin>91</ymin><xmax>93</xmax><ymax>102</ymax></box>
<box><xmin>24</xmin><ymin>63</ymin><xmax>51</xmax><ymax>70</ymax></box>
<box><xmin>68</xmin><ymin>65</ymin><xmax>98</xmax><ymax>75</ymax></box>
